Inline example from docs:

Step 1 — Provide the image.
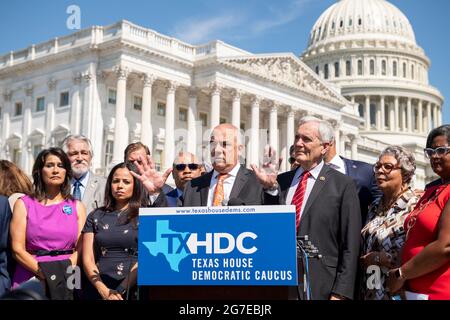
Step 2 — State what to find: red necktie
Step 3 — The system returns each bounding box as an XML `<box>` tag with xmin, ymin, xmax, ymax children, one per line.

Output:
<box><xmin>291</xmin><ymin>171</ymin><xmax>311</xmax><ymax>229</ymax></box>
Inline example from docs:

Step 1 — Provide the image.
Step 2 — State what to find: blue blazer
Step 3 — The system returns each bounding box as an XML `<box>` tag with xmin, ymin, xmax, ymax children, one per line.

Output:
<box><xmin>342</xmin><ymin>157</ymin><xmax>382</xmax><ymax>224</ymax></box>
<box><xmin>0</xmin><ymin>195</ymin><xmax>12</xmax><ymax>296</ymax></box>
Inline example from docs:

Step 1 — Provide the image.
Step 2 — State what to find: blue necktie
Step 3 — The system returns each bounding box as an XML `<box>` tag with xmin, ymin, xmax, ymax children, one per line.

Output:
<box><xmin>73</xmin><ymin>180</ymin><xmax>82</xmax><ymax>201</ymax></box>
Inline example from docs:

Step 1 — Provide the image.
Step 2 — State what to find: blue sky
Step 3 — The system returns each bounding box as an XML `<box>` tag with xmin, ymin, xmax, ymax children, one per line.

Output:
<box><xmin>0</xmin><ymin>0</ymin><xmax>448</xmax><ymax>123</ymax></box>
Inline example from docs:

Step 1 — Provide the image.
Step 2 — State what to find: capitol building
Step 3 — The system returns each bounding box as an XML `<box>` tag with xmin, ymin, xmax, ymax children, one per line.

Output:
<box><xmin>0</xmin><ymin>0</ymin><xmax>444</xmax><ymax>187</ymax></box>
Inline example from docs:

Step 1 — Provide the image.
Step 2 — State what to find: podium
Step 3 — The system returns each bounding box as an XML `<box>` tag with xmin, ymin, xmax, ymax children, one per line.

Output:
<box><xmin>143</xmin><ymin>285</ymin><xmax>295</xmax><ymax>300</ymax></box>
<box><xmin>138</xmin><ymin>206</ymin><xmax>298</xmax><ymax>300</ymax></box>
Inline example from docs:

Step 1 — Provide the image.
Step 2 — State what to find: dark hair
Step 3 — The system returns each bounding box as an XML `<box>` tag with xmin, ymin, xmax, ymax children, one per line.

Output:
<box><xmin>289</xmin><ymin>145</ymin><xmax>295</xmax><ymax>156</ymax></box>
<box><xmin>32</xmin><ymin>148</ymin><xmax>73</xmax><ymax>201</ymax></box>
<box><xmin>0</xmin><ymin>160</ymin><xmax>33</xmax><ymax>197</ymax></box>
<box><xmin>124</xmin><ymin>142</ymin><xmax>150</xmax><ymax>162</ymax></box>
<box><xmin>103</xmin><ymin>162</ymin><xmax>149</xmax><ymax>223</ymax></box>
<box><xmin>426</xmin><ymin>125</ymin><xmax>450</xmax><ymax>148</ymax></box>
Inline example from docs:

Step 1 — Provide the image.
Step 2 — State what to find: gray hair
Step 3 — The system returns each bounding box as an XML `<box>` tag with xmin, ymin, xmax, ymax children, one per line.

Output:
<box><xmin>379</xmin><ymin>146</ymin><xmax>416</xmax><ymax>184</ymax></box>
<box><xmin>298</xmin><ymin>116</ymin><xmax>335</xmax><ymax>143</ymax></box>
<box><xmin>61</xmin><ymin>134</ymin><xmax>94</xmax><ymax>158</ymax></box>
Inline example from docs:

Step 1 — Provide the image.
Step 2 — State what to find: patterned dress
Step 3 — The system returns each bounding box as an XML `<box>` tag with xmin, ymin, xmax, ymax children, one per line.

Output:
<box><xmin>360</xmin><ymin>188</ymin><xmax>418</xmax><ymax>300</ymax></box>
<box><xmin>81</xmin><ymin>208</ymin><xmax>138</xmax><ymax>300</ymax></box>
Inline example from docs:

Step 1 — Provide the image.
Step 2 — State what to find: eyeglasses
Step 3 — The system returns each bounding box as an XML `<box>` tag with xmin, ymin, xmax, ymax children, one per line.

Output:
<box><xmin>174</xmin><ymin>163</ymin><xmax>200</xmax><ymax>171</ymax></box>
<box><xmin>424</xmin><ymin>146</ymin><xmax>450</xmax><ymax>159</ymax></box>
<box><xmin>373</xmin><ymin>162</ymin><xmax>401</xmax><ymax>174</ymax></box>
<box><xmin>288</xmin><ymin>157</ymin><xmax>296</xmax><ymax>165</ymax></box>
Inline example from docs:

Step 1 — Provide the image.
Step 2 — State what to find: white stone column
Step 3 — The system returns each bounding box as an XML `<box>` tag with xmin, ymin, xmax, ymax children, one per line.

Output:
<box><xmin>22</xmin><ymin>85</ymin><xmax>33</xmax><ymax>172</ymax></box>
<box><xmin>231</xmin><ymin>90</ymin><xmax>241</xmax><ymax>129</ymax></box>
<box><xmin>112</xmin><ymin>66</ymin><xmax>129</xmax><ymax>164</ymax></box>
<box><xmin>418</xmin><ymin>100</ymin><xmax>423</xmax><ymax>133</ymax></box>
<box><xmin>438</xmin><ymin>106</ymin><xmax>443</xmax><ymax>126</ymax></box>
<box><xmin>269</xmin><ymin>102</ymin><xmax>278</xmax><ymax>156</ymax></box>
<box><xmin>250</xmin><ymin>96</ymin><xmax>260</xmax><ymax>165</ymax></box>
<box><xmin>280</xmin><ymin>120</ymin><xmax>287</xmax><ymax>171</ymax></box>
<box><xmin>433</xmin><ymin>104</ymin><xmax>439</xmax><ymax>128</ymax></box>
<box><xmin>401</xmin><ymin>104</ymin><xmax>407</xmax><ymax>131</ymax></box>
<box><xmin>187</xmin><ymin>87</ymin><xmax>198</xmax><ymax>155</ymax></box>
<box><xmin>424</xmin><ymin>101</ymin><xmax>431</xmax><ymax>132</ymax></box>
<box><xmin>380</xmin><ymin>96</ymin><xmax>385</xmax><ymax>131</ymax></box>
<box><xmin>164</xmin><ymin>81</ymin><xmax>178</xmax><ymax>170</ymax></box>
<box><xmin>70</xmin><ymin>73</ymin><xmax>82</xmax><ymax>134</ymax></box>
<box><xmin>210</xmin><ymin>83</ymin><xmax>221</xmax><ymax>129</ymax></box>
<box><xmin>286</xmin><ymin>108</ymin><xmax>295</xmax><ymax>161</ymax></box>
<box><xmin>394</xmin><ymin>96</ymin><xmax>399</xmax><ymax>132</ymax></box>
<box><xmin>407</xmin><ymin>98</ymin><xmax>412</xmax><ymax>133</ymax></box>
<box><xmin>350</xmin><ymin>134</ymin><xmax>358</xmax><ymax>160</ymax></box>
<box><xmin>389</xmin><ymin>99</ymin><xmax>395</xmax><ymax>131</ymax></box>
<box><xmin>1</xmin><ymin>91</ymin><xmax>11</xmax><ymax>144</ymax></box>
<box><xmin>45</xmin><ymin>79</ymin><xmax>57</xmax><ymax>146</ymax></box>
<box><xmin>340</xmin><ymin>131</ymin><xmax>346</xmax><ymax>156</ymax></box>
<box><xmin>141</xmin><ymin>73</ymin><xmax>155</xmax><ymax>151</ymax></box>
<box><xmin>365</xmin><ymin>95</ymin><xmax>371</xmax><ymax>130</ymax></box>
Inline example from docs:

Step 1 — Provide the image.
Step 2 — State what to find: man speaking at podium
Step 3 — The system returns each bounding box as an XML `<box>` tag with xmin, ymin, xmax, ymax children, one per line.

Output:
<box><xmin>183</xmin><ymin>123</ymin><xmax>266</xmax><ymax>207</ymax></box>
<box><xmin>253</xmin><ymin>116</ymin><xmax>361</xmax><ymax>300</ymax></box>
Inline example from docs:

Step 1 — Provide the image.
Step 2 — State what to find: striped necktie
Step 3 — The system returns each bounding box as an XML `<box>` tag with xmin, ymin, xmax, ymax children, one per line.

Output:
<box><xmin>291</xmin><ymin>171</ymin><xmax>311</xmax><ymax>230</ymax></box>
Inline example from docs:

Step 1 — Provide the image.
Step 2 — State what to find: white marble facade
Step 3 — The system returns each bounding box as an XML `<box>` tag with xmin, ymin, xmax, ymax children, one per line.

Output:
<box><xmin>0</xmin><ymin>0</ymin><xmax>444</xmax><ymax>189</ymax></box>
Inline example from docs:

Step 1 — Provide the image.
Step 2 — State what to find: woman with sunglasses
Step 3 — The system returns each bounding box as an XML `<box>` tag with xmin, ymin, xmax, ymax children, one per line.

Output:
<box><xmin>360</xmin><ymin>146</ymin><xmax>418</xmax><ymax>300</ymax></box>
<box><xmin>388</xmin><ymin>125</ymin><xmax>450</xmax><ymax>300</ymax></box>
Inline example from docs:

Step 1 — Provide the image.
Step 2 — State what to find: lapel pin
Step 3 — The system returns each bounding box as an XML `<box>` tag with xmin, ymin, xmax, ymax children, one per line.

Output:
<box><xmin>352</xmin><ymin>165</ymin><xmax>357</xmax><ymax>169</ymax></box>
<box><xmin>319</xmin><ymin>176</ymin><xmax>325</xmax><ymax>181</ymax></box>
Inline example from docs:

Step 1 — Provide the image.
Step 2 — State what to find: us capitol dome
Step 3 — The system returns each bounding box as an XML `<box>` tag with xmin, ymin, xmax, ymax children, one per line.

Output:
<box><xmin>301</xmin><ymin>0</ymin><xmax>444</xmax><ymax>151</ymax></box>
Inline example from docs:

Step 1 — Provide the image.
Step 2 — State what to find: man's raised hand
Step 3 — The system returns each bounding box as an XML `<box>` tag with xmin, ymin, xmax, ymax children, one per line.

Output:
<box><xmin>129</xmin><ymin>155</ymin><xmax>172</xmax><ymax>194</ymax></box>
<box><xmin>250</xmin><ymin>145</ymin><xmax>279</xmax><ymax>189</ymax></box>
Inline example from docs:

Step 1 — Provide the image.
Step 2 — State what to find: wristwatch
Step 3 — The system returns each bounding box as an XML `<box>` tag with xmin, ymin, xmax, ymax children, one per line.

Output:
<box><xmin>394</xmin><ymin>268</ymin><xmax>405</xmax><ymax>280</ymax></box>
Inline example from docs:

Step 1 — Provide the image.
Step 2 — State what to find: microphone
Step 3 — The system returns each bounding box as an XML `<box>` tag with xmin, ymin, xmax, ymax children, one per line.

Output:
<box><xmin>222</xmin><ymin>198</ymin><xmax>246</xmax><ymax>206</ymax></box>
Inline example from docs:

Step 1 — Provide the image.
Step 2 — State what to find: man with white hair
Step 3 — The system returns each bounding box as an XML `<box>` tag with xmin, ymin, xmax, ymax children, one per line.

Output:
<box><xmin>253</xmin><ymin>116</ymin><xmax>361</xmax><ymax>300</ymax></box>
<box><xmin>62</xmin><ymin>135</ymin><xmax>106</xmax><ymax>214</ymax></box>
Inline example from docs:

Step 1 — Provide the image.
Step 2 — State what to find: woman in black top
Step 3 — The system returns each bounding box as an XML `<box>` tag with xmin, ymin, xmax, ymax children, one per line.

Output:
<box><xmin>82</xmin><ymin>162</ymin><xmax>149</xmax><ymax>300</ymax></box>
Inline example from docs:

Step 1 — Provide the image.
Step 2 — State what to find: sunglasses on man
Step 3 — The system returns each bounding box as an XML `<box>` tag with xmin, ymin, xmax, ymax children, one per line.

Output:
<box><xmin>174</xmin><ymin>163</ymin><xmax>200</xmax><ymax>171</ymax></box>
<box><xmin>424</xmin><ymin>146</ymin><xmax>450</xmax><ymax>159</ymax></box>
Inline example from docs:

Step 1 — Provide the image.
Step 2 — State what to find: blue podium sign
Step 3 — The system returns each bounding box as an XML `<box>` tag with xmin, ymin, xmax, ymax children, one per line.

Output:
<box><xmin>138</xmin><ymin>205</ymin><xmax>297</xmax><ymax>286</ymax></box>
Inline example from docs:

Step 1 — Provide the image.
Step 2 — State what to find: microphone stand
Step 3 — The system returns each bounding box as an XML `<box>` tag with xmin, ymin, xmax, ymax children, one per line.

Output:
<box><xmin>296</xmin><ymin>235</ymin><xmax>322</xmax><ymax>300</ymax></box>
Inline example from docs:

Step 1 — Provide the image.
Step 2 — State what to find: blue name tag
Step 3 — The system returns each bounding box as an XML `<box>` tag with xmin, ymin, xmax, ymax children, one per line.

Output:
<box><xmin>62</xmin><ymin>205</ymin><xmax>73</xmax><ymax>215</ymax></box>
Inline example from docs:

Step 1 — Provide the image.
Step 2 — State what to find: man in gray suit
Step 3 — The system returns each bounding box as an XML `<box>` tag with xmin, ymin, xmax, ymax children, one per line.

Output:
<box><xmin>254</xmin><ymin>116</ymin><xmax>361</xmax><ymax>300</ymax></box>
<box><xmin>62</xmin><ymin>135</ymin><xmax>106</xmax><ymax>214</ymax></box>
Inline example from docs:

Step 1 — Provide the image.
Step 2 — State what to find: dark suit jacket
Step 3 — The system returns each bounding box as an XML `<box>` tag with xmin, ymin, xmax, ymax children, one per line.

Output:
<box><xmin>165</xmin><ymin>188</ymin><xmax>183</xmax><ymax>207</ymax></box>
<box><xmin>267</xmin><ymin>165</ymin><xmax>361</xmax><ymax>300</ymax></box>
<box><xmin>342</xmin><ymin>157</ymin><xmax>382</xmax><ymax>224</ymax></box>
<box><xmin>0</xmin><ymin>195</ymin><xmax>12</xmax><ymax>296</ymax></box>
<box><xmin>183</xmin><ymin>165</ymin><xmax>265</xmax><ymax>206</ymax></box>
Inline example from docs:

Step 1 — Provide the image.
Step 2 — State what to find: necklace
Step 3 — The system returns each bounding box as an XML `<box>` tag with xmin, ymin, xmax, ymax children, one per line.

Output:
<box><xmin>378</xmin><ymin>187</ymin><xmax>409</xmax><ymax>214</ymax></box>
<box><xmin>405</xmin><ymin>184</ymin><xmax>449</xmax><ymax>240</ymax></box>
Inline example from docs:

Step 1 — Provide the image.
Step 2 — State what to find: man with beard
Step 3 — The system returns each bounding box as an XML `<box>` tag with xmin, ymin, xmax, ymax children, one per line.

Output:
<box><xmin>62</xmin><ymin>135</ymin><xmax>106</xmax><ymax>214</ymax></box>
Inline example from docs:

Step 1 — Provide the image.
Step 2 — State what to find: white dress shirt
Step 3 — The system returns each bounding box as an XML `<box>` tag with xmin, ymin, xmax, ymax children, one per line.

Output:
<box><xmin>207</xmin><ymin>163</ymin><xmax>241</xmax><ymax>206</ymax></box>
<box><xmin>285</xmin><ymin>161</ymin><xmax>325</xmax><ymax>218</ymax></box>
<box><xmin>71</xmin><ymin>171</ymin><xmax>90</xmax><ymax>200</ymax></box>
<box><xmin>328</xmin><ymin>154</ymin><xmax>347</xmax><ymax>175</ymax></box>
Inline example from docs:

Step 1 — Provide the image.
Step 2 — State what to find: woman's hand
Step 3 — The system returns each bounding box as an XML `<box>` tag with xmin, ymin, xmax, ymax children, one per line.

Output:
<box><xmin>98</xmin><ymin>285</ymin><xmax>123</xmax><ymax>300</ymax></box>
<box><xmin>360</xmin><ymin>251</ymin><xmax>394</xmax><ymax>268</ymax></box>
<box><xmin>387</xmin><ymin>268</ymin><xmax>406</xmax><ymax>294</ymax></box>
